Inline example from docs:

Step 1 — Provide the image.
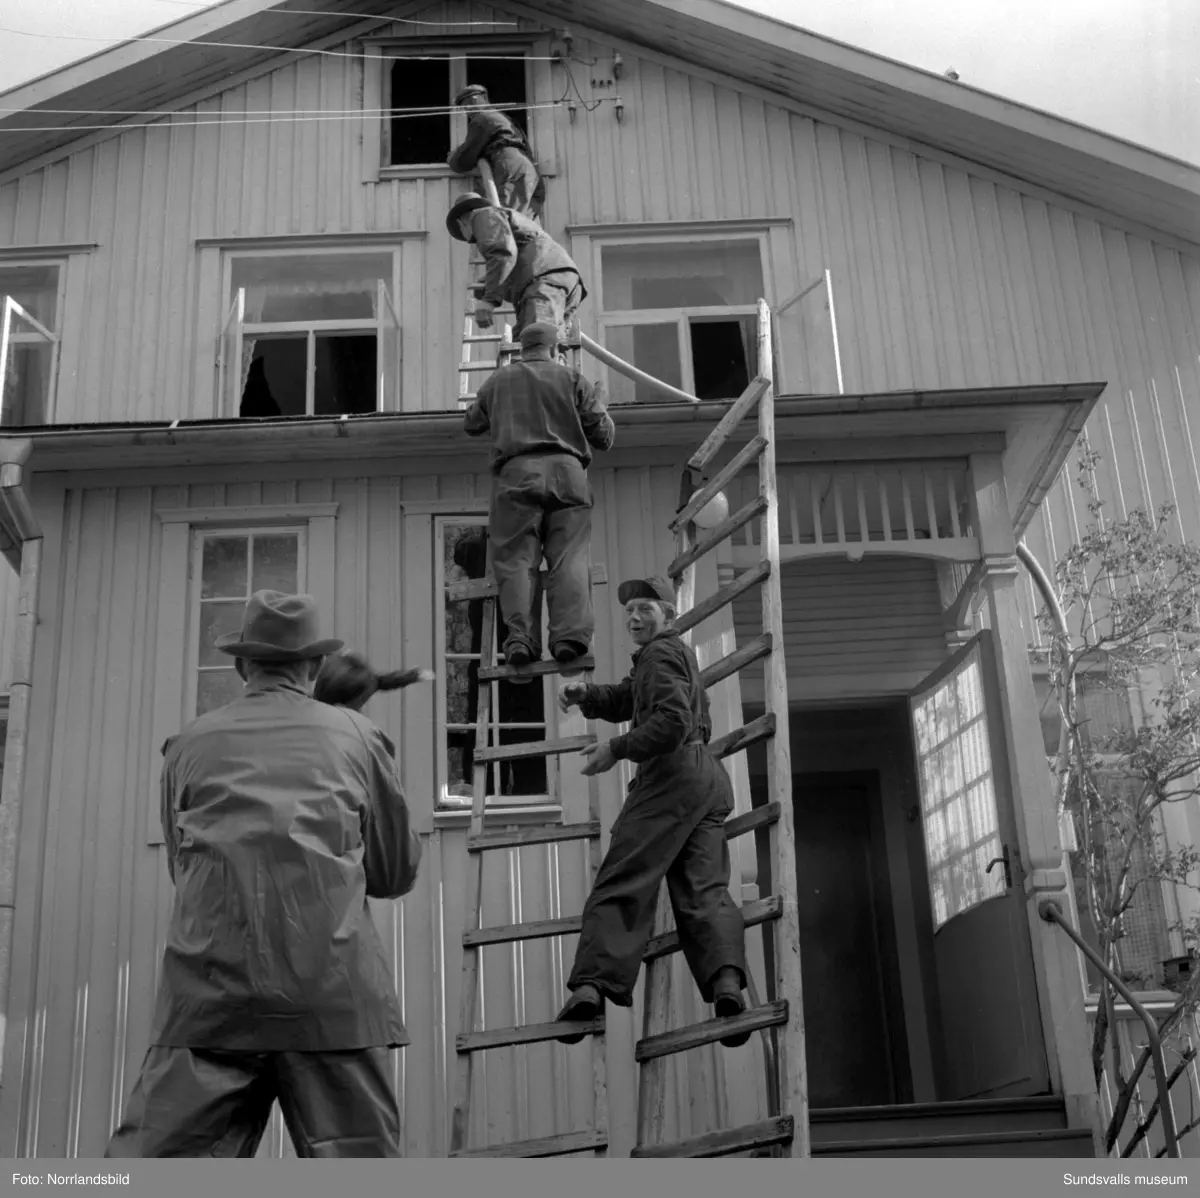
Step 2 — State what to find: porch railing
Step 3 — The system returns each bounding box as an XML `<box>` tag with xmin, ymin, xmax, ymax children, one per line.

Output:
<box><xmin>1038</xmin><ymin>898</ymin><xmax>1182</xmax><ymax>1158</ymax></box>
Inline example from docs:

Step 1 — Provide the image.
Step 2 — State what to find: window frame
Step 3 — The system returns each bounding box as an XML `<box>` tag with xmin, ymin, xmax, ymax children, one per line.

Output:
<box><xmin>590</xmin><ymin>231</ymin><xmax>772</xmax><ymax>400</ymax></box>
<box><xmin>0</xmin><ymin>257</ymin><xmax>67</xmax><ymax>426</ymax></box>
<box><xmin>434</xmin><ymin>512</ymin><xmax>559</xmax><ymax>812</ymax></box>
<box><xmin>147</xmin><ymin>503</ymin><xmax>339</xmax><ymax>845</ymax></box>
<box><xmin>217</xmin><ymin>246</ymin><xmax>403</xmax><ymax>418</ymax></box>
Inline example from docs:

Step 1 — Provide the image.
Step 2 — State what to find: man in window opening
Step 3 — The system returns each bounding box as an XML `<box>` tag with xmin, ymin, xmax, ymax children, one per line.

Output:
<box><xmin>106</xmin><ymin>591</ymin><xmax>422</xmax><ymax>1158</ymax></box>
<box><xmin>447</xmin><ymin>84</ymin><xmax>546</xmax><ymax>219</ymax></box>
<box><xmin>447</xmin><ymin>193</ymin><xmax>587</xmax><ymax>341</ymax></box>
<box><xmin>552</xmin><ymin>575</ymin><xmax>751</xmax><ymax>1048</ymax></box>
<box><xmin>465</xmin><ymin>322</ymin><xmax>614</xmax><ymax>671</ymax></box>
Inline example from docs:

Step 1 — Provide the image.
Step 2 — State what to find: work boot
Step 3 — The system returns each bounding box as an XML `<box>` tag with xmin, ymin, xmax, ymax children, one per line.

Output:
<box><xmin>503</xmin><ymin>643</ymin><xmax>536</xmax><ymax>684</ymax></box>
<box><xmin>711</xmin><ymin>968</ymin><xmax>751</xmax><ymax>1048</ymax></box>
<box><xmin>552</xmin><ymin>641</ymin><xmax>589</xmax><ymax>673</ymax></box>
<box><xmin>554</xmin><ymin>983</ymin><xmax>602</xmax><ymax>1044</ymax></box>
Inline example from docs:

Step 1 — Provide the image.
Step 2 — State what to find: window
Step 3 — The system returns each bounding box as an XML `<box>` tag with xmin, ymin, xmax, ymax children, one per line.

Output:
<box><xmin>596</xmin><ymin>237</ymin><xmax>766</xmax><ymax>403</ymax></box>
<box><xmin>189</xmin><ymin>529</ymin><xmax>304</xmax><ymax>718</ymax></box>
<box><xmin>387</xmin><ymin>48</ymin><xmax>529</xmax><ymax>167</ymax></box>
<box><xmin>0</xmin><ymin>262</ymin><xmax>62</xmax><ymax>427</ymax></box>
<box><xmin>910</xmin><ymin>641</ymin><xmax>1006</xmax><ymax>930</ymax></box>
<box><xmin>1033</xmin><ymin>671</ymin><xmax>1133</xmax><ymax>755</ymax></box>
<box><xmin>438</xmin><ymin>518</ymin><xmax>554</xmax><ymax>809</ymax></box>
<box><xmin>218</xmin><ymin>251</ymin><xmax>401</xmax><ymax>418</ymax></box>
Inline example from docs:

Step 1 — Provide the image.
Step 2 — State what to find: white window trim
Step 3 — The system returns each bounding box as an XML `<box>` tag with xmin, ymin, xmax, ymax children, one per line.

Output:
<box><xmin>146</xmin><ymin>503</ymin><xmax>338</xmax><ymax>845</ymax></box>
<box><xmin>589</xmin><ymin>230</ymin><xmax>773</xmax><ymax>399</ymax></box>
<box><xmin>216</xmin><ymin>246</ymin><xmax>402</xmax><ymax>419</ymax></box>
<box><xmin>433</xmin><ymin>512</ymin><xmax>561</xmax><ymax>815</ymax></box>
<box><xmin>359</xmin><ymin>33</ymin><xmax>557</xmax><ymax>184</ymax></box>
<box><xmin>0</xmin><ymin>257</ymin><xmax>67</xmax><ymax>425</ymax></box>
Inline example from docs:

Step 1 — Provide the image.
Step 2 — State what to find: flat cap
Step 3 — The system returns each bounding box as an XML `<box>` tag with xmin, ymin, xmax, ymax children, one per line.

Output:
<box><xmin>617</xmin><ymin>575</ymin><xmax>676</xmax><ymax>605</ymax></box>
<box><xmin>519</xmin><ymin>322</ymin><xmax>560</xmax><ymax>348</ymax></box>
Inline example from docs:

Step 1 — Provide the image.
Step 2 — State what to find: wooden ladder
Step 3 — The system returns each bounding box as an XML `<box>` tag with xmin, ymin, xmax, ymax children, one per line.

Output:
<box><xmin>625</xmin><ymin>299</ymin><xmax>809</xmax><ymax>1158</ymax></box>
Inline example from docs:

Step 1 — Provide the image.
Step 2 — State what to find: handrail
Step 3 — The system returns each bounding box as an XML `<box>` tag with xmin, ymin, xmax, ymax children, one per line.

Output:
<box><xmin>1038</xmin><ymin>898</ymin><xmax>1181</xmax><ymax>1158</ymax></box>
<box><xmin>575</xmin><ymin>330</ymin><xmax>702</xmax><ymax>405</ymax></box>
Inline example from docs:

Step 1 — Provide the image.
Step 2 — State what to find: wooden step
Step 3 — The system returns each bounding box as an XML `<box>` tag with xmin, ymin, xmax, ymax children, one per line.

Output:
<box><xmin>473</xmin><ymin>732</ymin><xmax>595</xmax><ymax>764</ymax></box>
<box><xmin>468</xmin><ymin>819</ymin><xmax>601</xmax><ymax>853</ymax></box>
<box><xmin>810</xmin><ymin>1096</ymin><xmax>1069</xmax><ymax>1144</ymax></box>
<box><xmin>458</xmin><ymin>1016</ymin><xmax>605</xmax><ymax>1052</ymax></box>
<box><xmin>632</xmin><ymin>1116</ymin><xmax>793</xmax><ymax>1158</ymax></box>
<box><xmin>463</xmin><ymin>332</ymin><xmax>504</xmax><ymax>344</ymax></box>
<box><xmin>724</xmin><ymin>800</ymin><xmax>780</xmax><ymax>841</ymax></box>
<box><xmin>668</xmin><ymin>493</ymin><xmax>769</xmax><ymax>579</ymax></box>
<box><xmin>710</xmin><ymin>712</ymin><xmax>776</xmax><ymax>760</ymax></box>
<box><xmin>670</xmin><ymin>435</ymin><xmax>769</xmax><ymax>532</ymax></box>
<box><xmin>699</xmin><ymin>634</ymin><xmax>772</xmax><ymax>689</ymax></box>
<box><xmin>645</xmin><ymin>895</ymin><xmax>782</xmax><ymax>962</ymax></box>
<box><xmin>674</xmin><ymin>560</ymin><xmax>770</xmax><ymax>636</ymax></box>
<box><xmin>452</xmin><ymin>1128</ymin><xmax>609</xmax><ymax>1158</ymax></box>
<box><xmin>458</xmin><ymin>360</ymin><xmax>501</xmax><ymax>372</ymax></box>
<box><xmin>464</xmin><ymin>913</ymin><xmax>583</xmax><ymax>948</ymax></box>
<box><xmin>686</xmin><ymin>377</ymin><xmax>772</xmax><ymax>473</ymax></box>
<box><xmin>813</xmin><ymin>1127</ymin><xmax>1095</xmax><ymax>1158</ymax></box>
<box><xmin>478</xmin><ymin>655</ymin><xmax>595</xmax><ymax>682</ymax></box>
<box><xmin>634</xmin><ymin>1000</ymin><xmax>788</xmax><ymax>1062</ymax></box>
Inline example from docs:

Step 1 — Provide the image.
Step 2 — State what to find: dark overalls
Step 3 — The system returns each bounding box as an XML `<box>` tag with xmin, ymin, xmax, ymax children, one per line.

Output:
<box><xmin>567</xmin><ymin>630</ymin><xmax>747</xmax><ymax>1005</ymax></box>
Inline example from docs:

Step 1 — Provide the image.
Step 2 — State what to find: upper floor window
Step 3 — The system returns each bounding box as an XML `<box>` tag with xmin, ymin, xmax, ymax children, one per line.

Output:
<box><xmin>190</xmin><ymin>528</ymin><xmax>305</xmax><ymax>717</ymax></box>
<box><xmin>387</xmin><ymin>47</ymin><xmax>529</xmax><ymax>168</ymax></box>
<box><xmin>219</xmin><ymin>250</ymin><xmax>400</xmax><ymax>418</ymax></box>
<box><xmin>438</xmin><ymin>518</ymin><xmax>554</xmax><ymax>810</ymax></box>
<box><xmin>0</xmin><ymin>261</ymin><xmax>63</xmax><ymax>427</ymax></box>
<box><xmin>595</xmin><ymin>236</ymin><xmax>766</xmax><ymax>404</ymax></box>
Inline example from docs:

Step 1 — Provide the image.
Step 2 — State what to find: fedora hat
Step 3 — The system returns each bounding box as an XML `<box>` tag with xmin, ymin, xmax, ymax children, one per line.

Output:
<box><xmin>447</xmin><ymin>192</ymin><xmax>494</xmax><ymax>241</ymax></box>
<box><xmin>215</xmin><ymin>590</ymin><xmax>344</xmax><ymax>662</ymax></box>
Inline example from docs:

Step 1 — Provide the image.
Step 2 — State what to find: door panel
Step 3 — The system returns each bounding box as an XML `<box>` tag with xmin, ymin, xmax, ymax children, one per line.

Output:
<box><xmin>909</xmin><ymin>632</ymin><xmax>1050</xmax><ymax>1100</ymax></box>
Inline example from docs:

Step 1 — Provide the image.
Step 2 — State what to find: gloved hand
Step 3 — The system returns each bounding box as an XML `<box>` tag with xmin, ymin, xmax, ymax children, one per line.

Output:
<box><xmin>474</xmin><ymin>299</ymin><xmax>496</xmax><ymax>328</ymax></box>
<box><xmin>315</xmin><ymin>651</ymin><xmax>435</xmax><ymax>712</ymax></box>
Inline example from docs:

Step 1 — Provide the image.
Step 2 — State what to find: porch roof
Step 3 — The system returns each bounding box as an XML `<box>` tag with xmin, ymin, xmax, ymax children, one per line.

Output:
<box><xmin>6</xmin><ymin>380</ymin><xmax>1103</xmax><ymax>537</ymax></box>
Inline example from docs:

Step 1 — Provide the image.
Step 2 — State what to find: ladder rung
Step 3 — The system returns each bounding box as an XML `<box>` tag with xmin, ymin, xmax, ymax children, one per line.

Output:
<box><xmin>464</xmin><ymin>913</ymin><xmax>583</xmax><ymax>948</ymax></box>
<box><xmin>686</xmin><ymin>377</ymin><xmax>772</xmax><ymax>473</ymax></box>
<box><xmin>635</xmin><ymin>1000</ymin><xmax>788</xmax><ymax>1062</ymax></box>
<box><xmin>464</xmin><ymin>333</ymin><xmax>505</xmax><ymax>343</ymax></box>
<box><xmin>710</xmin><ymin>712</ymin><xmax>776</xmax><ymax>760</ymax></box>
<box><xmin>674</xmin><ymin>560</ymin><xmax>771</xmax><ymax>636</ymax></box>
<box><xmin>458</xmin><ymin>1016</ymin><xmax>605</xmax><ymax>1052</ymax></box>
<box><xmin>468</xmin><ymin>819</ymin><xmax>601</xmax><ymax>853</ymax></box>
<box><xmin>631</xmin><ymin>1116</ymin><xmax>794</xmax><ymax>1159</ymax></box>
<box><xmin>724</xmin><ymin>800</ymin><xmax>781</xmax><ymax>841</ymax></box>
<box><xmin>474</xmin><ymin>733</ymin><xmax>595</xmax><ymax>764</ymax></box>
<box><xmin>459</xmin><ymin>360</ymin><xmax>501</xmax><ymax>372</ymax></box>
<box><xmin>464</xmin><ymin>305</ymin><xmax>515</xmax><ymax>316</ymax></box>
<box><xmin>478</xmin><ymin>655</ymin><xmax>596</xmax><ymax>682</ymax></box>
<box><xmin>671</xmin><ymin>435</ymin><xmax>769</xmax><ymax>533</ymax></box>
<box><xmin>668</xmin><ymin>493</ymin><xmax>770</xmax><ymax>579</ymax></box>
<box><xmin>699</xmin><ymin>634</ymin><xmax>772</xmax><ymax>689</ymax></box>
<box><xmin>644</xmin><ymin>894</ymin><xmax>782</xmax><ymax>962</ymax></box>
<box><xmin>452</xmin><ymin>1129</ymin><xmax>609</xmax><ymax>1158</ymax></box>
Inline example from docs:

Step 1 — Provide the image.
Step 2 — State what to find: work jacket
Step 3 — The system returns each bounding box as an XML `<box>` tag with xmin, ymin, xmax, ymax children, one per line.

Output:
<box><xmin>151</xmin><ymin>680</ymin><xmax>421</xmax><ymax>1052</ymax></box>
<box><xmin>471</xmin><ymin>206</ymin><xmax>586</xmax><ymax>309</ymax></box>
<box><xmin>448</xmin><ymin>107</ymin><xmax>534</xmax><ymax>173</ymax></box>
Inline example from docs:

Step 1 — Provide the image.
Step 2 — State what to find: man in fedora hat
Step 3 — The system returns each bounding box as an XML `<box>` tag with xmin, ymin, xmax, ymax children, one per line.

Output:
<box><xmin>552</xmin><ymin>576</ymin><xmax>750</xmax><ymax>1048</ymax></box>
<box><xmin>464</xmin><ymin>321</ymin><xmax>614</xmax><ymax>671</ymax></box>
<box><xmin>106</xmin><ymin>591</ymin><xmax>422</xmax><ymax>1158</ymax></box>
<box><xmin>447</xmin><ymin>84</ymin><xmax>545</xmax><ymax>218</ymax></box>
<box><xmin>447</xmin><ymin>192</ymin><xmax>586</xmax><ymax>340</ymax></box>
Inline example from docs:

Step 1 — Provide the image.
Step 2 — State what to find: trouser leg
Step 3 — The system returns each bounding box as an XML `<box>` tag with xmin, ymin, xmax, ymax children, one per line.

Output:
<box><xmin>489</xmin><ymin>464</ymin><xmax>548</xmax><ymax>659</ymax></box>
<box><xmin>541</xmin><ymin>455</ymin><xmax>594</xmax><ymax>654</ymax></box>
<box><xmin>490</xmin><ymin>149</ymin><xmax>541</xmax><ymax>218</ymax></box>
<box><xmin>513</xmin><ymin>277</ymin><xmax>581</xmax><ymax>341</ymax></box>
<box><xmin>105</xmin><ymin>1046</ymin><xmax>275</xmax><ymax>1158</ymax></box>
<box><xmin>273</xmin><ymin>1048</ymin><xmax>402</xmax><ymax>1158</ymax></box>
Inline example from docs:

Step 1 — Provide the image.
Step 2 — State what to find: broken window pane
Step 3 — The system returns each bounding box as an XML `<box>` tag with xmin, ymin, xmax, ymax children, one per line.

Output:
<box><xmin>252</xmin><ymin>535</ymin><xmax>300</xmax><ymax>594</ymax></box>
<box><xmin>600</xmin><ymin>240</ymin><xmax>764</xmax><ymax>311</ymax></box>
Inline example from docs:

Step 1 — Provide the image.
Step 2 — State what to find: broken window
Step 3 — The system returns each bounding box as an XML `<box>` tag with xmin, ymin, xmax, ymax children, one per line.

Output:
<box><xmin>388</xmin><ymin>48</ymin><xmax>529</xmax><ymax>167</ymax></box>
<box><xmin>219</xmin><ymin>251</ymin><xmax>400</xmax><ymax>418</ymax></box>
<box><xmin>597</xmin><ymin>238</ymin><xmax>765</xmax><ymax>403</ymax></box>
<box><xmin>191</xmin><ymin>530</ymin><xmax>304</xmax><ymax>717</ymax></box>
<box><xmin>0</xmin><ymin>262</ymin><xmax>62</xmax><ymax>427</ymax></box>
<box><xmin>439</xmin><ymin>518</ymin><xmax>552</xmax><ymax>808</ymax></box>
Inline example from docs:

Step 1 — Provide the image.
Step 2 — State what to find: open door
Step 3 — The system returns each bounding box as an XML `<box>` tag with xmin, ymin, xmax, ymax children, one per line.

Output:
<box><xmin>908</xmin><ymin>631</ymin><xmax>1050</xmax><ymax>1100</ymax></box>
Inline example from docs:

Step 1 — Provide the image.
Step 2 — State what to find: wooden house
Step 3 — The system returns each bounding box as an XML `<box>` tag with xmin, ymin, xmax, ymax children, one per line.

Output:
<box><xmin>0</xmin><ymin>0</ymin><xmax>1197</xmax><ymax>1159</ymax></box>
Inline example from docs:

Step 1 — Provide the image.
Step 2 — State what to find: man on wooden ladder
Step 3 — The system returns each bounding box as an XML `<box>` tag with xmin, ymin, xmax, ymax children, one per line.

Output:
<box><xmin>448</xmin><ymin>85</ymin><xmax>546</xmax><ymax>219</ymax></box>
<box><xmin>554</xmin><ymin>575</ymin><xmax>751</xmax><ymax>1048</ymax></box>
<box><xmin>463</xmin><ymin>321</ymin><xmax>614</xmax><ymax>670</ymax></box>
<box><xmin>447</xmin><ymin>193</ymin><xmax>586</xmax><ymax>340</ymax></box>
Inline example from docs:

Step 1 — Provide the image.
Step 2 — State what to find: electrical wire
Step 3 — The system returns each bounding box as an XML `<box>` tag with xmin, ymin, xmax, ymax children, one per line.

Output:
<box><xmin>155</xmin><ymin>0</ymin><xmax>522</xmax><ymax>21</ymax></box>
<box><xmin>0</xmin><ymin>24</ymin><xmax>560</xmax><ymax>63</ymax></box>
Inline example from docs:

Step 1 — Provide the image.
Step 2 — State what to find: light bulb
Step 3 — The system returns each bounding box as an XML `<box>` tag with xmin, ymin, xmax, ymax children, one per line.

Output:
<box><xmin>692</xmin><ymin>490</ymin><xmax>729</xmax><ymax>530</ymax></box>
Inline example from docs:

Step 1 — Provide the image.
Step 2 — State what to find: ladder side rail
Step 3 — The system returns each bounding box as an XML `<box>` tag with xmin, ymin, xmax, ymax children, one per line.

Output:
<box><xmin>755</xmin><ymin>299</ymin><xmax>809</xmax><ymax>1157</ymax></box>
